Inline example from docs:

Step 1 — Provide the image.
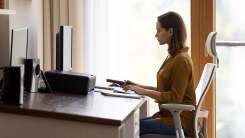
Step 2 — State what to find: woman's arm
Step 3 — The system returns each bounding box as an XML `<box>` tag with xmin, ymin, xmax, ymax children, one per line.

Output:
<box><xmin>123</xmin><ymin>58</ymin><xmax>191</xmax><ymax>103</ymax></box>
<box><xmin>123</xmin><ymin>85</ymin><xmax>162</xmax><ymax>101</ymax></box>
<box><xmin>123</xmin><ymin>80</ymin><xmax>157</xmax><ymax>91</ymax></box>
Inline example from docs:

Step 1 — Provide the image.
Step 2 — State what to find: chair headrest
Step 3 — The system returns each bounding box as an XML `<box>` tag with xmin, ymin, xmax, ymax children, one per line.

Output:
<box><xmin>205</xmin><ymin>32</ymin><xmax>217</xmax><ymax>57</ymax></box>
<box><xmin>205</xmin><ymin>32</ymin><xmax>219</xmax><ymax>67</ymax></box>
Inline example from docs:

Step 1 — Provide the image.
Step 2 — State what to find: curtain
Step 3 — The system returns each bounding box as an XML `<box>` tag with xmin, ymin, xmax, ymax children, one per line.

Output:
<box><xmin>43</xmin><ymin>0</ymin><xmax>85</xmax><ymax>71</ymax></box>
<box><xmin>43</xmin><ymin>0</ymin><xmax>69</xmax><ymax>70</ymax></box>
<box><xmin>0</xmin><ymin>0</ymin><xmax>4</xmax><ymax>9</ymax></box>
<box><xmin>84</xmin><ymin>0</ymin><xmax>130</xmax><ymax>85</ymax></box>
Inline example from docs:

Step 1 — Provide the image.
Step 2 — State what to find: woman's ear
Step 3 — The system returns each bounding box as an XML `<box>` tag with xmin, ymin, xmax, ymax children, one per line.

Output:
<box><xmin>169</xmin><ymin>28</ymin><xmax>173</xmax><ymax>35</ymax></box>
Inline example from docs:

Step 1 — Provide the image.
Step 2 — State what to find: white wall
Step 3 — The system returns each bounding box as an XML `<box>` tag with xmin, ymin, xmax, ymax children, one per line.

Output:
<box><xmin>7</xmin><ymin>0</ymin><xmax>43</xmax><ymax>67</ymax></box>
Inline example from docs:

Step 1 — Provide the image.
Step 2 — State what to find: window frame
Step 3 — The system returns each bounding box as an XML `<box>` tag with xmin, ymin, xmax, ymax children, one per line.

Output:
<box><xmin>191</xmin><ymin>0</ymin><xmax>216</xmax><ymax>138</ymax></box>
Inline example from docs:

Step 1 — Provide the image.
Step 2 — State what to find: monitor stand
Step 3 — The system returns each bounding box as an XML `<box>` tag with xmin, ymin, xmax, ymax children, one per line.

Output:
<box><xmin>0</xmin><ymin>79</ymin><xmax>2</xmax><ymax>89</ymax></box>
<box><xmin>39</xmin><ymin>70</ymin><xmax>53</xmax><ymax>93</ymax></box>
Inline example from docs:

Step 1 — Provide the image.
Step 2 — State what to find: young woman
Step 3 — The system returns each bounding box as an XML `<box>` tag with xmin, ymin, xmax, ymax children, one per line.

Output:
<box><xmin>123</xmin><ymin>11</ymin><xmax>196</xmax><ymax>137</ymax></box>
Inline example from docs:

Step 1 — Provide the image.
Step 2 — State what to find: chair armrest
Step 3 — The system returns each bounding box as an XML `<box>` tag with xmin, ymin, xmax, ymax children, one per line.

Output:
<box><xmin>197</xmin><ymin>109</ymin><xmax>209</xmax><ymax>118</ymax></box>
<box><xmin>160</xmin><ymin>104</ymin><xmax>195</xmax><ymax>138</ymax></box>
<box><xmin>160</xmin><ymin>103</ymin><xmax>195</xmax><ymax>112</ymax></box>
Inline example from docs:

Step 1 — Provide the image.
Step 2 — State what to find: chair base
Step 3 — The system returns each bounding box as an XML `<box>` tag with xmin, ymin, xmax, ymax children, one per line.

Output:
<box><xmin>140</xmin><ymin>134</ymin><xmax>191</xmax><ymax>138</ymax></box>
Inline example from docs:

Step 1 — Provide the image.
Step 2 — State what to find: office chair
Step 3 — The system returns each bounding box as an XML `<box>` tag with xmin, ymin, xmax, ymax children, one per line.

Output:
<box><xmin>141</xmin><ymin>63</ymin><xmax>216</xmax><ymax>138</ymax></box>
<box><xmin>141</xmin><ymin>31</ymin><xmax>218</xmax><ymax>138</ymax></box>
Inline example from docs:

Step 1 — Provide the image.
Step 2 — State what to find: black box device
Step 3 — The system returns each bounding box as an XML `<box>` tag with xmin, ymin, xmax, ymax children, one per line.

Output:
<box><xmin>44</xmin><ymin>71</ymin><xmax>96</xmax><ymax>94</ymax></box>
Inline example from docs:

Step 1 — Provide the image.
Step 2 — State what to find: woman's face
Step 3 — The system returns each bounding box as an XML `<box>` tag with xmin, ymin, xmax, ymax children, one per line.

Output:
<box><xmin>155</xmin><ymin>21</ymin><xmax>173</xmax><ymax>45</ymax></box>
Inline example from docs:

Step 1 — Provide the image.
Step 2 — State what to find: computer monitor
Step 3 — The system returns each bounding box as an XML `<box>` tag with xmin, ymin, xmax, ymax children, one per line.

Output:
<box><xmin>10</xmin><ymin>27</ymin><xmax>28</xmax><ymax>66</ymax></box>
<box><xmin>0</xmin><ymin>27</ymin><xmax>28</xmax><ymax>89</ymax></box>
<box><xmin>8</xmin><ymin>27</ymin><xmax>28</xmax><ymax>104</ymax></box>
<box><xmin>56</xmin><ymin>25</ymin><xmax>73</xmax><ymax>71</ymax></box>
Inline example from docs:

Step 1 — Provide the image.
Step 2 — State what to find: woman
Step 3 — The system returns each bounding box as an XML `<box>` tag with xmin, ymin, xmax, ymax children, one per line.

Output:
<box><xmin>123</xmin><ymin>11</ymin><xmax>196</xmax><ymax>137</ymax></box>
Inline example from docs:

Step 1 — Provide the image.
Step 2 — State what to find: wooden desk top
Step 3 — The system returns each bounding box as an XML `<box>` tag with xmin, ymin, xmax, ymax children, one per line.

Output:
<box><xmin>0</xmin><ymin>91</ymin><xmax>145</xmax><ymax>126</ymax></box>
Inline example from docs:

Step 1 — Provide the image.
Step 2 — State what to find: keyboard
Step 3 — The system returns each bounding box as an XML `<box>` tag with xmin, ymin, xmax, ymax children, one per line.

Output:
<box><xmin>94</xmin><ymin>88</ymin><xmax>142</xmax><ymax>99</ymax></box>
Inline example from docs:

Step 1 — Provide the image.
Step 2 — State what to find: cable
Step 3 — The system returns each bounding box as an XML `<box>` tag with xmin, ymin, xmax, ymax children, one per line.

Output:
<box><xmin>40</xmin><ymin>70</ymin><xmax>53</xmax><ymax>93</ymax></box>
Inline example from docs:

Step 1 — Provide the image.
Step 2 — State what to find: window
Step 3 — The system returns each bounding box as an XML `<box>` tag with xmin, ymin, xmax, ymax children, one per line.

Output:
<box><xmin>216</xmin><ymin>0</ymin><xmax>245</xmax><ymax>137</ymax></box>
<box><xmin>85</xmin><ymin>0</ymin><xmax>190</xmax><ymax>115</ymax></box>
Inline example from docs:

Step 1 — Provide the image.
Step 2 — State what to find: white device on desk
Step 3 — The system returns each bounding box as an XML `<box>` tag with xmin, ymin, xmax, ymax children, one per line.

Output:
<box><xmin>95</xmin><ymin>86</ymin><xmax>143</xmax><ymax>99</ymax></box>
<box><xmin>100</xmin><ymin>90</ymin><xmax>142</xmax><ymax>99</ymax></box>
<box><xmin>113</xmin><ymin>87</ymin><xmax>135</xmax><ymax>94</ymax></box>
<box><xmin>96</xmin><ymin>79</ymin><xmax>143</xmax><ymax>99</ymax></box>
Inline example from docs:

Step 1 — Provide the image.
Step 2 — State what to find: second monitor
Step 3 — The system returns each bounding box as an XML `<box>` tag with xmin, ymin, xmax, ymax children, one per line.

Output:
<box><xmin>56</xmin><ymin>26</ymin><xmax>73</xmax><ymax>71</ymax></box>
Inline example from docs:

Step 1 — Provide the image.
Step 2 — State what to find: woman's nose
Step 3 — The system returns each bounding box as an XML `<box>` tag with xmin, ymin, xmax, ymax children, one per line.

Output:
<box><xmin>155</xmin><ymin>33</ymin><xmax>158</xmax><ymax>38</ymax></box>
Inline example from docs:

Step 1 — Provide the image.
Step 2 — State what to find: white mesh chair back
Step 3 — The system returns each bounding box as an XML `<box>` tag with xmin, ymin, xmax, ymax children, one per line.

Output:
<box><xmin>194</xmin><ymin>63</ymin><xmax>216</xmax><ymax>138</ymax></box>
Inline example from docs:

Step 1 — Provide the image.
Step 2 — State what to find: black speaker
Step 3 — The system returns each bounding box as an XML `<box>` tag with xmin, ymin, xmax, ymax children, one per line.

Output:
<box><xmin>24</xmin><ymin>58</ymin><xmax>40</xmax><ymax>92</ymax></box>
<box><xmin>1</xmin><ymin>66</ymin><xmax>23</xmax><ymax>105</ymax></box>
<box><xmin>44</xmin><ymin>71</ymin><xmax>96</xmax><ymax>94</ymax></box>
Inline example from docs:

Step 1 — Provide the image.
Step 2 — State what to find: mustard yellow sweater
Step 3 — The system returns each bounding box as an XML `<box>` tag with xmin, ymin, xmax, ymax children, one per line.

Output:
<box><xmin>153</xmin><ymin>47</ymin><xmax>196</xmax><ymax>137</ymax></box>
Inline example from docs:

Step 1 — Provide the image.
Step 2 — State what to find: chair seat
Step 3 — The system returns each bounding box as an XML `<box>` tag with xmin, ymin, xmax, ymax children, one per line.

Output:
<box><xmin>140</xmin><ymin>134</ymin><xmax>191</xmax><ymax>138</ymax></box>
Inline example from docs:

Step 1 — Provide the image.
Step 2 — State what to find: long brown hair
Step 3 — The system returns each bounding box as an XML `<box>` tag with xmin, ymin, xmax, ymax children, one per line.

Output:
<box><xmin>158</xmin><ymin>11</ymin><xmax>187</xmax><ymax>56</ymax></box>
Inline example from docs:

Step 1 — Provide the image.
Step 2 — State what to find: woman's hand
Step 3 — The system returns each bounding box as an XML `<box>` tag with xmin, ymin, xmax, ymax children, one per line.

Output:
<box><xmin>123</xmin><ymin>83</ymin><xmax>162</xmax><ymax>101</ymax></box>
<box><xmin>123</xmin><ymin>84</ymin><xmax>146</xmax><ymax>95</ymax></box>
<box><xmin>123</xmin><ymin>81</ymin><xmax>162</xmax><ymax>101</ymax></box>
<box><xmin>122</xmin><ymin>80</ymin><xmax>137</xmax><ymax>87</ymax></box>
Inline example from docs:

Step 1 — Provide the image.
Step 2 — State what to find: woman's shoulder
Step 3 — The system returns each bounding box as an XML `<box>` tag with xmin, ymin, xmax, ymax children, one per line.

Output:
<box><xmin>174</xmin><ymin>52</ymin><xmax>192</xmax><ymax>62</ymax></box>
<box><xmin>172</xmin><ymin>52</ymin><xmax>193</xmax><ymax>68</ymax></box>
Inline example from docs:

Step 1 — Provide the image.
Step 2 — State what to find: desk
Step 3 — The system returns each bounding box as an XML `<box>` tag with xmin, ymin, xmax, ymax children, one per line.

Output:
<box><xmin>0</xmin><ymin>91</ymin><xmax>147</xmax><ymax>138</ymax></box>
